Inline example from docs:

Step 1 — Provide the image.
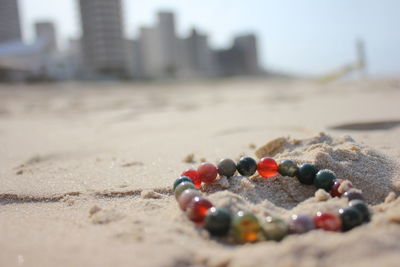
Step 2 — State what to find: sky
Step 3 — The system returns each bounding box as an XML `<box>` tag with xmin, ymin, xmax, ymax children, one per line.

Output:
<box><xmin>18</xmin><ymin>0</ymin><xmax>400</xmax><ymax>77</ymax></box>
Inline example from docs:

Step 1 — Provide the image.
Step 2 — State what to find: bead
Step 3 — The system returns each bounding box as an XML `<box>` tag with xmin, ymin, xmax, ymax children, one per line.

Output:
<box><xmin>173</xmin><ymin>176</ymin><xmax>193</xmax><ymax>190</ymax></box>
<box><xmin>217</xmin><ymin>158</ymin><xmax>237</xmax><ymax>178</ymax></box>
<box><xmin>288</xmin><ymin>214</ymin><xmax>315</xmax><ymax>234</ymax></box>
<box><xmin>236</xmin><ymin>157</ymin><xmax>257</xmax><ymax>177</ymax></box>
<box><xmin>197</xmin><ymin>162</ymin><xmax>218</xmax><ymax>184</ymax></box>
<box><xmin>314</xmin><ymin>169</ymin><xmax>337</xmax><ymax>191</ymax></box>
<box><xmin>178</xmin><ymin>189</ymin><xmax>201</xmax><ymax>211</ymax></box>
<box><xmin>186</xmin><ymin>196</ymin><xmax>213</xmax><ymax>223</ymax></box>
<box><xmin>339</xmin><ymin>207</ymin><xmax>363</xmax><ymax>231</ymax></box>
<box><xmin>348</xmin><ymin>200</ymin><xmax>371</xmax><ymax>222</ymax></box>
<box><xmin>181</xmin><ymin>169</ymin><xmax>201</xmax><ymax>188</ymax></box>
<box><xmin>313</xmin><ymin>212</ymin><xmax>342</xmax><ymax>231</ymax></box>
<box><xmin>204</xmin><ymin>207</ymin><xmax>231</xmax><ymax>236</ymax></box>
<box><xmin>232</xmin><ymin>211</ymin><xmax>262</xmax><ymax>243</ymax></box>
<box><xmin>263</xmin><ymin>216</ymin><xmax>288</xmax><ymax>241</ymax></box>
<box><xmin>343</xmin><ymin>189</ymin><xmax>365</xmax><ymax>201</ymax></box>
<box><xmin>330</xmin><ymin>179</ymin><xmax>353</xmax><ymax>197</ymax></box>
<box><xmin>278</xmin><ymin>160</ymin><xmax>299</xmax><ymax>177</ymax></box>
<box><xmin>297</xmin><ymin>163</ymin><xmax>318</xmax><ymax>185</ymax></box>
<box><xmin>257</xmin><ymin>157</ymin><xmax>278</xmax><ymax>178</ymax></box>
<box><xmin>174</xmin><ymin>181</ymin><xmax>196</xmax><ymax>200</ymax></box>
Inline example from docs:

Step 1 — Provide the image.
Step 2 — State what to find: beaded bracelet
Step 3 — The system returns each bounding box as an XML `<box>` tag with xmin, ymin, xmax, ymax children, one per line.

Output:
<box><xmin>173</xmin><ymin>156</ymin><xmax>372</xmax><ymax>243</ymax></box>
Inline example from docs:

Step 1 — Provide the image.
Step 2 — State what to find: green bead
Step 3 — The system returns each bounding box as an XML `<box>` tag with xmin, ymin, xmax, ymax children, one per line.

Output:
<box><xmin>314</xmin><ymin>169</ymin><xmax>337</xmax><ymax>191</ymax></box>
<box><xmin>339</xmin><ymin>207</ymin><xmax>363</xmax><ymax>231</ymax></box>
<box><xmin>173</xmin><ymin>176</ymin><xmax>193</xmax><ymax>190</ymax></box>
<box><xmin>204</xmin><ymin>207</ymin><xmax>231</xmax><ymax>236</ymax></box>
<box><xmin>174</xmin><ymin>181</ymin><xmax>196</xmax><ymax>200</ymax></box>
<box><xmin>262</xmin><ymin>216</ymin><xmax>288</xmax><ymax>241</ymax></box>
<box><xmin>278</xmin><ymin>160</ymin><xmax>299</xmax><ymax>177</ymax></box>
<box><xmin>297</xmin><ymin>163</ymin><xmax>318</xmax><ymax>185</ymax></box>
<box><xmin>348</xmin><ymin>200</ymin><xmax>371</xmax><ymax>222</ymax></box>
<box><xmin>232</xmin><ymin>211</ymin><xmax>262</xmax><ymax>243</ymax></box>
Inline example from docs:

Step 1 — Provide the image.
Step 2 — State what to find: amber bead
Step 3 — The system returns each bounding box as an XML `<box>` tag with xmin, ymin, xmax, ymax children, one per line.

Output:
<box><xmin>197</xmin><ymin>162</ymin><xmax>218</xmax><ymax>184</ymax></box>
<box><xmin>348</xmin><ymin>200</ymin><xmax>371</xmax><ymax>222</ymax></box>
<box><xmin>297</xmin><ymin>163</ymin><xmax>318</xmax><ymax>185</ymax></box>
<box><xmin>174</xmin><ymin>181</ymin><xmax>196</xmax><ymax>200</ymax></box>
<box><xmin>204</xmin><ymin>207</ymin><xmax>231</xmax><ymax>236</ymax></box>
<box><xmin>181</xmin><ymin>169</ymin><xmax>201</xmax><ymax>188</ymax></box>
<box><xmin>288</xmin><ymin>214</ymin><xmax>315</xmax><ymax>234</ymax></box>
<box><xmin>313</xmin><ymin>212</ymin><xmax>342</xmax><ymax>231</ymax></box>
<box><xmin>232</xmin><ymin>211</ymin><xmax>262</xmax><ymax>243</ymax></box>
<box><xmin>278</xmin><ymin>160</ymin><xmax>299</xmax><ymax>177</ymax></box>
<box><xmin>314</xmin><ymin>169</ymin><xmax>337</xmax><ymax>191</ymax></box>
<box><xmin>217</xmin><ymin>158</ymin><xmax>237</xmax><ymax>178</ymax></box>
<box><xmin>236</xmin><ymin>157</ymin><xmax>257</xmax><ymax>177</ymax></box>
<box><xmin>263</xmin><ymin>216</ymin><xmax>289</xmax><ymax>241</ymax></box>
<box><xmin>186</xmin><ymin>196</ymin><xmax>213</xmax><ymax>223</ymax></box>
<box><xmin>173</xmin><ymin>176</ymin><xmax>193</xmax><ymax>190</ymax></box>
<box><xmin>178</xmin><ymin>189</ymin><xmax>201</xmax><ymax>211</ymax></box>
<box><xmin>257</xmin><ymin>157</ymin><xmax>278</xmax><ymax>178</ymax></box>
<box><xmin>339</xmin><ymin>207</ymin><xmax>363</xmax><ymax>231</ymax></box>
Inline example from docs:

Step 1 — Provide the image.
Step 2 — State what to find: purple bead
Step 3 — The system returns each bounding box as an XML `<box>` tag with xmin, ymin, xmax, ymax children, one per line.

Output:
<box><xmin>343</xmin><ymin>189</ymin><xmax>365</xmax><ymax>201</ymax></box>
<box><xmin>288</xmin><ymin>214</ymin><xmax>315</xmax><ymax>234</ymax></box>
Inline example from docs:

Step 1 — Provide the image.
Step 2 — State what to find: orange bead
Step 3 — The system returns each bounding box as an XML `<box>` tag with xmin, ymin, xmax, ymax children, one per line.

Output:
<box><xmin>181</xmin><ymin>169</ymin><xmax>201</xmax><ymax>188</ymax></box>
<box><xmin>257</xmin><ymin>157</ymin><xmax>278</xmax><ymax>178</ymax></box>
<box><xmin>186</xmin><ymin>196</ymin><xmax>213</xmax><ymax>223</ymax></box>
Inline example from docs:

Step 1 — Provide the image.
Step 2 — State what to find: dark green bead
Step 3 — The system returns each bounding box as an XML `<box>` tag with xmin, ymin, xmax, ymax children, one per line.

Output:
<box><xmin>217</xmin><ymin>158</ymin><xmax>237</xmax><ymax>178</ymax></box>
<box><xmin>314</xmin><ymin>169</ymin><xmax>337</xmax><ymax>191</ymax></box>
<box><xmin>173</xmin><ymin>176</ymin><xmax>193</xmax><ymax>190</ymax></box>
<box><xmin>174</xmin><ymin>181</ymin><xmax>196</xmax><ymax>200</ymax></box>
<box><xmin>204</xmin><ymin>207</ymin><xmax>231</xmax><ymax>236</ymax></box>
<box><xmin>349</xmin><ymin>200</ymin><xmax>371</xmax><ymax>222</ymax></box>
<box><xmin>339</xmin><ymin>207</ymin><xmax>363</xmax><ymax>231</ymax></box>
<box><xmin>278</xmin><ymin>160</ymin><xmax>299</xmax><ymax>177</ymax></box>
<box><xmin>236</xmin><ymin>157</ymin><xmax>257</xmax><ymax>177</ymax></box>
<box><xmin>297</xmin><ymin>163</ymin><xmax>318</xmax><ymax>185</ymax></box>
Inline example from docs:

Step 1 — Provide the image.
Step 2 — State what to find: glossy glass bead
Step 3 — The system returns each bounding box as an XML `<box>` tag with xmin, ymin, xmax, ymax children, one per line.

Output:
<box><xmin>313</xmin><ymin>212</ymin><xmax>342</xmax><ymax>231</ymax></box>
<box><xmin>288</xmin><ymin>214</ymin><xmax>315</xmax><ymax>234</ymax></box>
<box><xmin>181</xmin><ymin>169</ymin><xmax>201</xmax><ymax>188</ymax></box>
<box><xmin>236</xmin><ymin>157</ymin><xmax>257</xmax><ymax>177</ymax></box>
<box><xmin>330</xmin><ymin>179</ymin><xmax>353</xmax><ymax>197</ymax></box>
<box><xmin>204</xmin><ymin>207</ymin><xmax>231</xmax><ymax>236</ymax></box>
<box><xmin>232</xmin><ymin>211</ymin><xmax>262</xmax><ymax>243</ymax></box>
<box><xmin>217</xmin><ymin>158</ymin><xmax>237</xmax><ymax>178</ymax></box>
<box><xmin>339</xmin><ymin>207</ymin><xmax>363</xmax><ymax>231</ymax></box>
<box><xmin>343</xmin><ymin>189</ymin><xmax>365</xmax><ymax>201</ymax></box>
<box><xmin>197</xmin><ymin>162</ymin><xmax>218</xmax><ymax>184</ymax></box>
<box><xmin>297</xmin><ymin>163</ymin><xmax>318</xmax><ymax>185</ymax></box>
<box><xmin>348</xmin><ymin>200</ymin><xmax>371</xmax><ymax>222</ymax></box>
<box><xmin>186</xmin><ymin>196</ymin><xmax>213</xmax><ymax>223</ymax></box>
<box><xmin>178</xmin><ymin>189</ymin><xmax>201</xmax><ymax>211</ymax></box>
<box><xmin>174</xmin><ymin>181</ymin><xmax>196</xmax><ymax>200</ymax></box>
<box><xmin>257</xmin><ymin>157</ymin><xmax>278</xmax><ymax>178</ymax></box>
<box><xmin>314</xmin><ymin>169</ymin><xmax>337</xmax><ymax>191</ymax></box>
<box><xmin>263</xmin><ymin>216</ymin><xmax>289</xmax><ymax>241</ymax></box>
<box><xmin>173</xmin><ymin>176</ymin><xmax>193</xmax><ymax>190</ymax></box>
<box><xmin>278</xmin><ymin>160</ymin><xmax>299</xmax><ymax>177</ymax></box>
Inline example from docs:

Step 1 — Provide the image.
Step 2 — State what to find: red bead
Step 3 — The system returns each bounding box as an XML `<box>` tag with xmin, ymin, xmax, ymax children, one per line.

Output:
<box><xmin>181</xmin><ymin>169</ymin><xmax>201</xmax><ymax>188</ymax></box>
<box><xmin>257</xmin><ymin>157</ymin><xmax>278</xmax><ymax>178</ymax></box>
<box><xmin>186</xmin><ymin>196</ymin><xmax>213</xmax><ymax>223</ymax></box>
<box><xmin>313</xmin><ymin>212</ymin><xmax>342</xmax><ymax>231</ymax></box>
<box><xmin>330</xmin><ymin>179</ymin><xmax>353</xmax><ymax>197</ymax></box>
<box><xmin>197</xmin><ymin>162</ymin><xmax>218</xmax><ymax>184</ymax></box>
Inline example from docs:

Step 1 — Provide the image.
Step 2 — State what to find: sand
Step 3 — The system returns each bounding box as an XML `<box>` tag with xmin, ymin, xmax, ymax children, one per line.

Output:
<box><xmin>0</xmin><ymin>78</ymin><xmax>400</xmax><ymax>267</ymax></box>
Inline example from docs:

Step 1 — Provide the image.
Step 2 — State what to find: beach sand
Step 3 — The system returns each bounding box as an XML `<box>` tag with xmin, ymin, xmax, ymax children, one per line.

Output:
<box><xmin>0</xmin><ymin>78</ymin><xmax>399</xmax><ymax>267</ymax></box>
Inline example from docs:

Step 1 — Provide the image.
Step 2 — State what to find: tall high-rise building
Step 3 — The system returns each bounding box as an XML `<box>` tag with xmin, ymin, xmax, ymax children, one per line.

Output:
<box><xmin>233</xmin><ymin>34</ymin><xmax>260</xmax><ymax>75</ymax></box>
<box><xmin>78</xmin><ymin>0</ymin><xmax>126</xmax><ymax>77</ymax></box>
<box><xmin>158</xmin><ymin>12</ymin><xmax>178</xmax><ymax>76</ymax></box>
<box><xmin>35</xmin><ymin>21</ymin><xmax>57</xmax><ymax>53</ymax></box>
<box><xmin>0</xmin><ymin>0</ymin><xmax>22</xmax><ymax>43</ymax></box>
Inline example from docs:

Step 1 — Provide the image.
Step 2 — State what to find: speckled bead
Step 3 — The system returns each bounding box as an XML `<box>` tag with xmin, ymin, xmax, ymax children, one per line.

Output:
<box><xmin>197</xmin><ymin>162</ymin><xmax>218</xmax><ymax>184</ymax></box>
<box><xmin>186</xmin><ymin>196</ymin><xmax>214</xmax><ymax>223</ymax></box>
<box><xmin>297</xmin><ymin>163</ymin><xmax>318</xmax><ymax>185</ymax></box>
<box><xmin>232</xmin><ymin>211</ymin><xmax>262</xmax><ymax>243</ymax></box>
<box><xmin>178</xmin><ymin>189</ymin><xmax>202</xmax><ymax>211</ymax></box>
<box><xmin>181</xmin><ymin>169</ymin><xmax>201</xmax><ymax>188</ymax></box>
<box><xmin>174</xmin><ymin>181</ymin><xmax>196</xmax><ymax>200</ymax></box>
<box><xmin>314</xmin><ymin>169</ymin><xmax>337</xmax><ymax>191</ymax></box>
<box><xmin>236</xmin><ymin>157</ymin><xmax>257</xmax><ymax>177</ymax></box>
<box><xmin>173</xmin><ymin>176</ymin><xmax>193</xmax><ymax>190</ymax></box>
<box><xmin>262</xmin><ymin>216</ymin><xmax>289</xmax><ymax>241</ymax></box>
<box><xmin>288</xmin><ymin>214</ymin><xmax>315</xmax><ymax>234</ymax></box>
<box><xmin>339</xmin><ymin>207</ymin><xmax>363</xmax><ymax>231</ymax></box>
<box><xmin>204</xmin><ymin>207</ymin><xmax>232</xmax><ymax>236</ymax></box>
<box><xmin>348</xmin><ymin>200</ymin><xmax>371</xmax><ymax>222</ymax></box>
<box><xmin>313</xmin><ymin>211</ymin><xmax>342</xmax><ymax>231</ymax></box>
<box><xmin>343</xmin><ymin>189</ymin><xmax>365</xmax><ymax>201</ymax></box>
<box><xmin>257</xmin><ymin>157</ymin><xmax>278</xmax><ymax>178</ymax></box>
<box><xmin>278</xmin><ymin>160</ymin><xmax>299</xmax><ymax>177</ymax></box>
<box><xmin>217</xmin><ymin>158</ymin><xmax>237</xmax><ymax>178</ymax></box>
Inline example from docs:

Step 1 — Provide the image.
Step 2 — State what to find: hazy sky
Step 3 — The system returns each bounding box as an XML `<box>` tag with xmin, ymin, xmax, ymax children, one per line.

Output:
<box><xmin>19</xmin><ymin>0</ymin><xmax>400</xmax><ymax>77</ymax></box>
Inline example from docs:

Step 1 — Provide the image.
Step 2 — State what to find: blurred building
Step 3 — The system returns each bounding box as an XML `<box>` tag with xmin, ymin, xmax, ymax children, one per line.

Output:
<box><xmin>35</xmin><ymin>21</ymin><xmax>57</xmax><ymax>53</ymax></box>
<box><xmin>0</xmin><ymin>0</ymin><xmax>22</xmax><ymax>43</ymax></box>
<box><xmin>78</xmin><ymin>0</ymin><xmax>127</xmax><ymax>78</ymax></box>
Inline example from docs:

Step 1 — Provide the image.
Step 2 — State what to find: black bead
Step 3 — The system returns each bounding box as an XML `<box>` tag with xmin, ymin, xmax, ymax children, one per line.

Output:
<box><xmin>217</xmin><ymin>158</ymin><xmax>237</xmax><ymax>178</ymax></box>
<box><xmin>297</xmin><ymin>163</ymin><xmax>318</xmax><ymax>185</ymax></box>
<box><xmin>348</xmin><ymin>200</ymin><xmax>371</xmax><ymax>222</ymax></box>
<box><xmin>314</xmin><ymin>169</ymin><xmax>337</xmax><ymax>191</ymax></box>
<box><xmin>173</xmin><ymin>176</ymin><xmax>193</xmax><ymax>190</ymax></box>
<box><xmin>278</xmin><ymin>160</ymin><xmax>299</xmax><ymax>177</ymax></box>
<box><xmin>236</xmin><ymin>157</ymin><xmax>257</xmax><ymax>176</ymax></box>
<box><xmin>339</xmin><ymin>207</ymin><xmax>363</xmax><ymax>231</ymax></box>
<box><xmin>343</xmin><ymin>189</ymin><xmax>365</xmax><ymax>201</ymax></box>
<box><xmin>204</xmin><ymin>207</ymin><xmax>231</xmax><ymax>236</ymax></box>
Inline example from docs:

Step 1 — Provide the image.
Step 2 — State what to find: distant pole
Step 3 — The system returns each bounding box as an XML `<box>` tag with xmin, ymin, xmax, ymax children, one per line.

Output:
<box><xmin>356</xmin><ymin>39</ymin><xmax>367</xmax><ymax>78</ymax></box>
